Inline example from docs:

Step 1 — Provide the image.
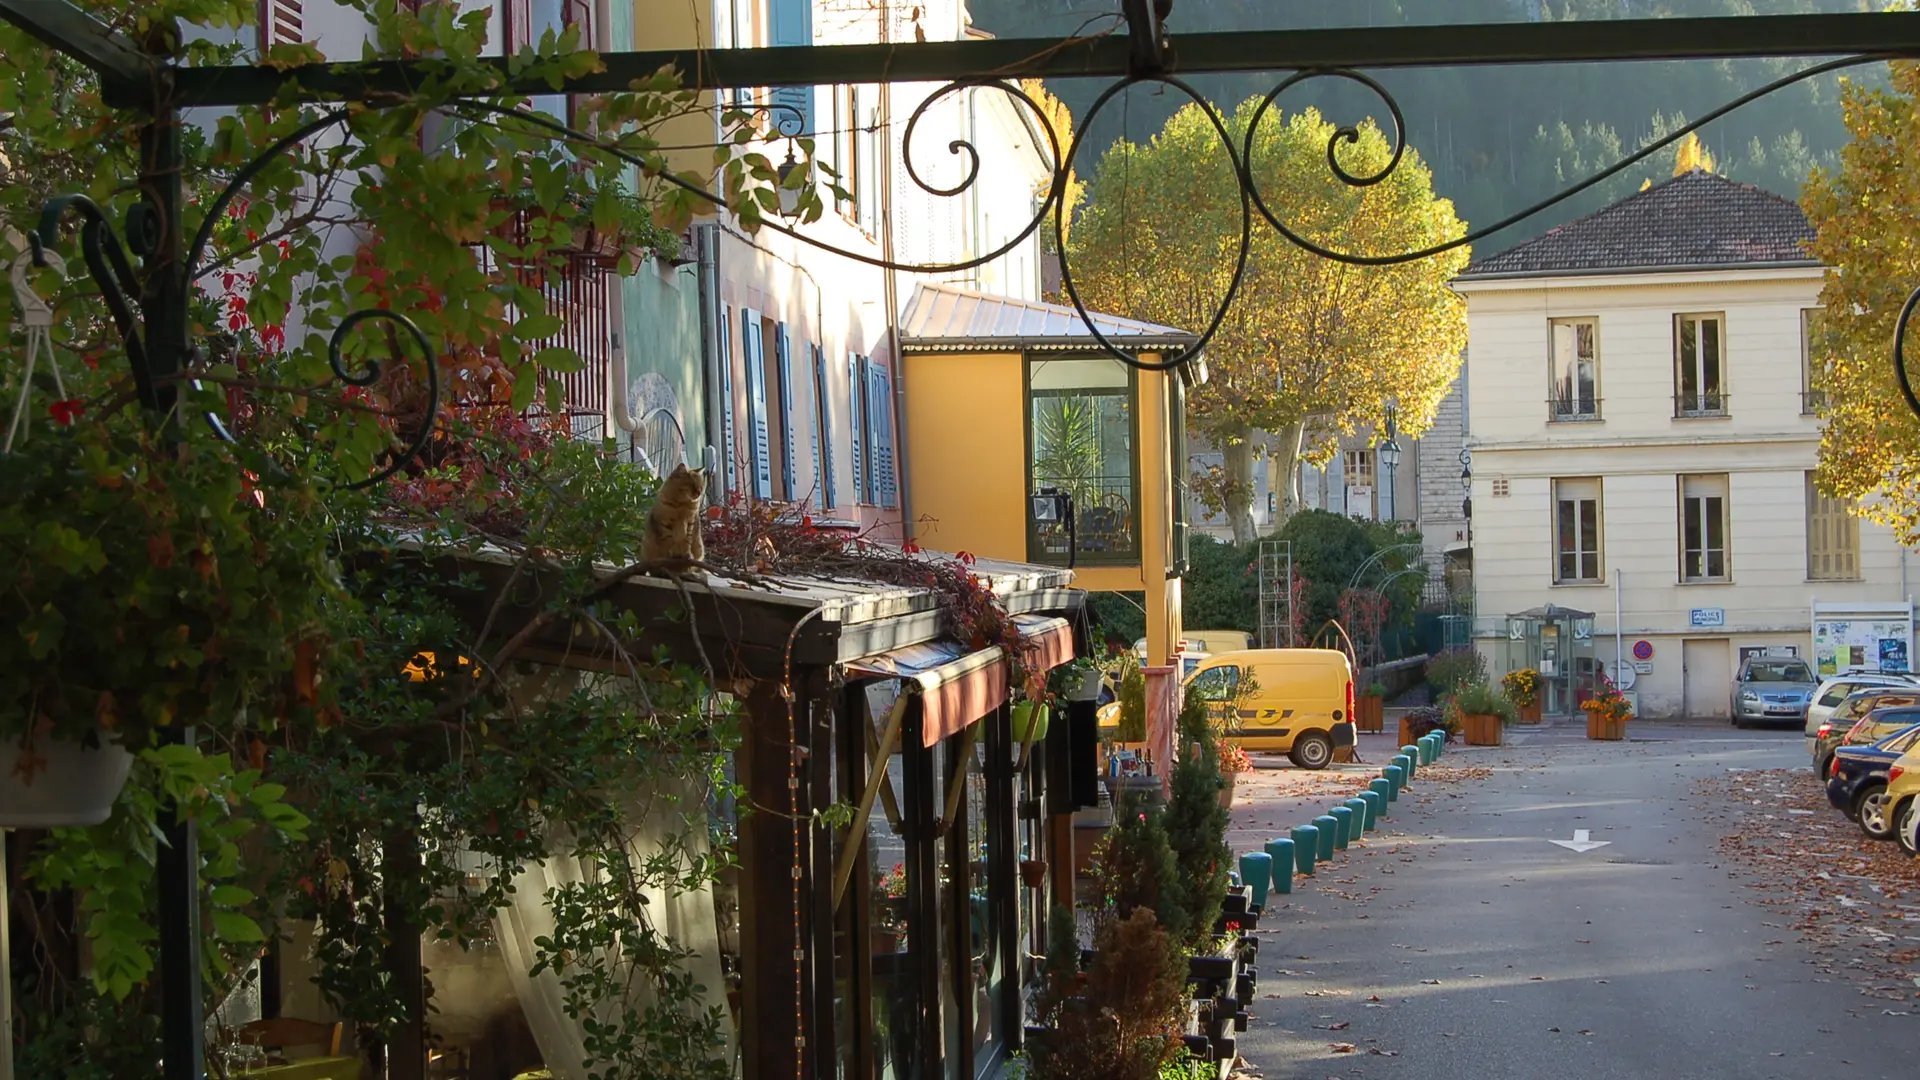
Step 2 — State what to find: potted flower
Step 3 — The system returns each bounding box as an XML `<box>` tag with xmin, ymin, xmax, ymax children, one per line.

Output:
<box><xmin>873</xmin><ymin>862</ymin><xmax>910</xmax><ymax>950</ymax></box>
<box><xmin>1052</xmin><ymin>656</ymin><xmax>1106</xmax><ymax>704</ymax></box>
<box><xmin>1356</xmin><ymin>681</ymin><xmax>1388</xmax><ymax>732</ymax></box>
<box><xmin>1581</xmin><ymin>679</ymin><xmax>1633</xmax><ymax>741</ymax></box>
<box><xmin>1216</xmin><ymin>739</ymin><xmax>1252</xmax><ymax>809</ymax></box>
<box><xmin>1452</xmin><ymin>681</ymin><xmax>1516</xmax><ymax>746</ymax></box>
<box><xmin>1502</xmin><ymin>668</ymin><xmax>1543</xmax><ymax>724</ymax></box>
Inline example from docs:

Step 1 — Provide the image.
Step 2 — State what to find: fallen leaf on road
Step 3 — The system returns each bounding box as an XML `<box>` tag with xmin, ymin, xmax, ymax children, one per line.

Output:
<box><xmin>1328</xmin><ymin>1043</ymin><xmax>1356</xmax><ymax>1054</ymax></box>
<box><xmin>1366</xmin><ymin>1048</ymin><xmax>1399</xmax><ymax>1056</ymax></box>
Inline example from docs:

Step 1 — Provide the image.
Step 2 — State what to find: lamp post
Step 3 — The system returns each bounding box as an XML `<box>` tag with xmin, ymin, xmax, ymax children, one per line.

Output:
<box><xmin>1377</xmin><ymin>409</ymin><xmax>1402</xmax><ymax>522</ymax></box>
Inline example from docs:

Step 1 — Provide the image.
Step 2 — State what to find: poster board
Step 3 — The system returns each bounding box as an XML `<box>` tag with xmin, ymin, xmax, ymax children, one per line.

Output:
<box><xmin>1812</xmin><ymin>604</ymin><xmax>1914</xmax><ymax>676</ymax></box>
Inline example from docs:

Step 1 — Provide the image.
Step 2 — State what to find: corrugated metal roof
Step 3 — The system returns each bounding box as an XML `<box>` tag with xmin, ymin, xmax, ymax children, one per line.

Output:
<box><xmin>899</xmin><ymin>282</ymin><xmax>1198</xmax><ymax>351</ymax></box>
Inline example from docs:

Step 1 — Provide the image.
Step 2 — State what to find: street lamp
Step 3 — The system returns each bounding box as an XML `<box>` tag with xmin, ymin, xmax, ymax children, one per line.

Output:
<box><xmin>1377</xmin><ymin>408</ymin><xmax>1402</xmax><ymax>522</ymax></box>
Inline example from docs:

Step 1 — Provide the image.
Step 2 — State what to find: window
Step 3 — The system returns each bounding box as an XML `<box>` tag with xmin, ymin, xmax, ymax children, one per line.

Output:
<box><xmin>812</xmin><ymin>344</ymin><xmax>836</xmax><ymax>509</ymax></box>
<box><xmin>1188</xmin><ymin>665</ymin><xmax>1240</xmax><ymax>703</ymax></box>
<box><xmin>772</xmin><ymin>323</ymin><xmax>797</xmax><ymax>500</ymax></box>
<box><xmin>742</xmin><ymin>310</ymin><xmax>772</xmax><ymax>499</ymax></box>
<box><xmin>1679</xmin><ymin>473</ymin><xmax>1730</xmax><ymax>582</ymax></box>
<box><xmin>865</xmin><ymin>361</ymin><xmax>898</xmax><ymax>509</ymax></box>
<box><xmin>1802</xmin><ymin>308</ymin><xmax>1825</xmax><ymax>414</ymax></box>
<box><xmin>1553</xmin><ymin>478</ymin><xmax>1603</xmax><ymax>583</ymax></box>
<box><xmin>1549</xmin><ymin>318</ymin><xmax>1600</xmax><ymax>420</ymax></box>
<box><xmin>1806</xmin><ymin>471</ymin><xmax>1860</xmax><ymax>581</ymax></box>
<box><xmin>1343</xmin><ymin>449</ymin><xmax>1376</xmax><ymax>488</ymax></box>
<box><xmin>1027</xmin><ymin>355</ymin><xmax>1137</xmax><ymax>564</ymax></box>
<box><xmin>850</xmin><ymin>87</ymin><xmax>880</xmax><ymax>236</ymax></box>
<box><xmin>1675</xmin><ymin>313</ymin><xmax>1727</xmax><ymax>417</ymax></box>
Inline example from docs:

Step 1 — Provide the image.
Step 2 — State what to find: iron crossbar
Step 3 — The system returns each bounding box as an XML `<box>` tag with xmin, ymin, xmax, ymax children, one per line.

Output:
<box><xmin>6</xmin><ymin>3</ymin><xmax>1920</xmax><ymax>108</ymax></box>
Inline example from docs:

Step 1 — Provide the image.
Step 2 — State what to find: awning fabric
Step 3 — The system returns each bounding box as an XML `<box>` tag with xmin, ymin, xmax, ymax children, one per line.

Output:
<box><xmin>846</xmin><ymin>614</ymin><xmax>1073</xmax><ymax>747</ymax></box>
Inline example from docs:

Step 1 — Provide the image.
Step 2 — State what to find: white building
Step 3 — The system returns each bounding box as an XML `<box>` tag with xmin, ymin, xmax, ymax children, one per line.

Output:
<box><xmin>1455</xmin><ymin>169</ymin><xmax>1915</xmax><ymax>719</ymax></box>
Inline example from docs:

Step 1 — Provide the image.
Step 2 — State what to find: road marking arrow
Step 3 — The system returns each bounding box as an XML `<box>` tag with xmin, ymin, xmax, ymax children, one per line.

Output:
<box><xmin>1549</xmin><ymin>829</ymin><xmax>1611</xmax><ymax>853</ymax></box>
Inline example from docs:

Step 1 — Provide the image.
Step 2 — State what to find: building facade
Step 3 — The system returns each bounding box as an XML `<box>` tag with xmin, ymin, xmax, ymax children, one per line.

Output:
<box><xmin>1457</xmin><ymin>169</ymin><xmax>1913</xmax><ymax>719</ymax></box>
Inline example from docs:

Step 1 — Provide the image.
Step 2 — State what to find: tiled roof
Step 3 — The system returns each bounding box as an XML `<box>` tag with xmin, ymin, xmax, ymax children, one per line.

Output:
<box><xmin>899</xmin><ymin>282</ymin><xmax>1197</xmax><ymax>351</ymax></box>
<box><xmin>1458</xmin><ymin>169</ymin><xmax>1818</xmax><ymax>280</ymax></box>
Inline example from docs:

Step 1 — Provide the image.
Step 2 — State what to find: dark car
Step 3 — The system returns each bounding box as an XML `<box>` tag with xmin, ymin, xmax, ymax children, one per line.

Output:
<box><xmin>1825</xmin><ymin>717</ymin><xmax>1920</xmax><ymax>840</ymax></box>
<box><xmin>1812</xmin><ymin>690</ymin><xmax>1920</xmax><ymax>776</ymax></box>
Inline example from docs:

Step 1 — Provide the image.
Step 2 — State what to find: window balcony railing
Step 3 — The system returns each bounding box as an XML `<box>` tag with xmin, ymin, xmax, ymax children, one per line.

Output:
<box><xmin>1028</xmin><ymin>474</ymin><xmax>1139</xmax><ymax>565</ymax></box>
<box><xmin>1673</xmin><ymin>391</ymin><xmax>1729</xmax><ymax>419</ymax></box>
<box><xmin>1801</xmin><ymin>389</ymin><xmax>1826</xmax><ymax>415</ymax></box>
<box><xmin>1547</xmin><ymin>397</ymin><xmax>1603</xmax><ymax>423</ymax></box>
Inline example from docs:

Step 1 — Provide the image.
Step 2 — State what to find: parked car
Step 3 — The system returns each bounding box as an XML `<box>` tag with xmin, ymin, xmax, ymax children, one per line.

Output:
<box><xmin>1884</xmin><ymin>743</ymin><xmax>1920</xmax><ymax>856</ymax></box>
<box><xmin>1811</xmin><ymin>689</ymin><xmax>1920</xmax><ymax>776</ymax></box>
<box><xmin>1805</xmin><ymin>672</ymin><xmax>1920</xmax><ymax>737</ymax></box>
<box><xmin>1729</xmin><ymin>655</ymin><xmax>1819</xmax><ymax>728</ymax></box>
<box><xmin>1189</xmin><ymin>648</ymin><xmax>1355</xmax><ymax>769</ymax></box>
<box><xmin>1824</xmin><ymin>717</ymin><xmax>1920</xmax><ymax>840</ymax></box>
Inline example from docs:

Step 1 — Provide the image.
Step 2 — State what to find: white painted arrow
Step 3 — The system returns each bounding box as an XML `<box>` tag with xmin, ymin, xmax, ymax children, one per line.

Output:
<box><xmin>1549</xmin><ymin>829</ymin><xmax>1612</xmax><ymax>853</ymax></box>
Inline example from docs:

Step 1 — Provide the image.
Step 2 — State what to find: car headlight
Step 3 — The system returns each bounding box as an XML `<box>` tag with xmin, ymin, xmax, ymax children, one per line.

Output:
<box><xmin>1739</xmin><ymin>690</ymin><xmax>1760</xmax><ymax>703</ymax></box>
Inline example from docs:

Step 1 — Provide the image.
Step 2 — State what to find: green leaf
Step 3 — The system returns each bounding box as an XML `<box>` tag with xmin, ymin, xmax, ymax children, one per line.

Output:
<box><xmin>210</xmin><ymin>884</ymin><xmax>254</xmax><ymax>906</ymax></box>
<box><xmin>514</xmin><ymin>313</ymin><xmax>565</xmax><ymax>340</ymax></box>
<box><xmin>534</xmin><ymin>346</ymin><xmax>584</xmax><ymax>373</ymax></box>
<box><xmin>211</xmin><ymin>910</ymin><xmax>266</xmax><ymax>943</ymax></box>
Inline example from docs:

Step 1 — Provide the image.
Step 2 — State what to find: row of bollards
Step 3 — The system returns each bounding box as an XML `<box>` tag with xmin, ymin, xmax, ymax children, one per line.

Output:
<box><xmin>1235</xmin><ymin>730</ymin><xmax>1447</xmax><ymax>907</ymax></box>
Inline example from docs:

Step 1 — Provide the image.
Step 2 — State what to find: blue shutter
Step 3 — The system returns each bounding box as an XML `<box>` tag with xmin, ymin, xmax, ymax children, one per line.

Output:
<box><xmin>813</xmin><ymin>344</ymin><xmax>835</xmax><ymax>509</ymax></box>
<box><xmin>768</xmin><ymin>0</ymin><xmax>813</xmax><ymax>137</ymax></box>
<box><xmin>868</xmin><ymin>363</ymin><xmax>896</xmax><ymax>509</ymax></box>
<box><xmin>775</xmin><ymin>323</ymin><xmax>797</xmax><ymax>500</ymax></box>
<box><xmin>742</xmin><ymin>310</ymin><xmax>772</xmax><ymax>499</ymax></box>
<box><xmin>718</xmin><ymin>304</ymin><xmax>736</xmax><ymax>493</ymax></box>
<box><xmin>849</xmin><ymin>351</ymin><xmax>864</xmax><ymax>505</ymax></box>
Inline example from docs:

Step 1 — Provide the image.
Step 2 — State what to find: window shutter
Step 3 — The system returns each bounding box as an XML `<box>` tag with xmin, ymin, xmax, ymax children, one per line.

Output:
<box><xmin>505</xmin><ymin>0</ymin><xmax>533</xmax><ymax>50</ymax></box>
<box><xmin>775</xmin><ymin>323</ymin><xmax>797</xmax><ymax>500</ymax></box>
<box><xmin>813</xmin><ymin>343</ymin><xmax>835</xmax><ymax>509</ymax></box>
<box><xmin>868</xmin><ymin>363</ymin><xmax>896</xmax><ymax>509</ymax></box>
<box><xmin>262</xmin><ymin>0</ymin><xmax>304</xmax><ymax>47</ymax></box>
<box><xmin>768</xmin><ymin>0</ymin><xmax>814</xmax><ymax>136</ymax></box>
<box><xmin>849</xmin><ymin>352</ymin><xmax>865</xmax><ymax>504</ymax></box>
<box><xmin>743</xmin><ymin>310</ymin><xmax>772</xmax><ymax>499</ymax></box>
<box><xmin>718</xmin><ymin>305</ymin><xmax>737</xmax><ymax>493</ymax></box>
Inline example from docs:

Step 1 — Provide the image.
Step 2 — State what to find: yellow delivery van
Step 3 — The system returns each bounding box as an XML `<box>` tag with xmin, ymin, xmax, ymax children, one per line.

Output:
<box><xmin>1189</xmin><ymin>649</ymin><xmax>1354</xmax><ymax>769</ymax></box>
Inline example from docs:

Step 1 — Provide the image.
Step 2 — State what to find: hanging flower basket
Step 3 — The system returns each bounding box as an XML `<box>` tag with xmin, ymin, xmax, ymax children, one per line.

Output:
<box><xmin>0</xmin><ymin>732</ymin><xmax>135</xmax><ymax>828</ymax></box>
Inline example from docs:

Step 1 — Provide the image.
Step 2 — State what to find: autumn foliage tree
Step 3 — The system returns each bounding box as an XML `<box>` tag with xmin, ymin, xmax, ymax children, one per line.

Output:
<box><xmin>1803</xmin><ymin>61</ymin><xmax>1920</xmax><ymax>539</ymax></box>
<box><xmin>1066</xmin><ymin>98</ymin><xmax>1469</xmax><ymax>541</ymax></box>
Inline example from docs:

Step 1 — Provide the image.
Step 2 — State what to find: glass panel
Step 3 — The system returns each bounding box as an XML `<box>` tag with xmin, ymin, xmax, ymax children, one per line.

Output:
<box><xmin>864</xmin><ymin>686</ymin><xmax>912</xmax><ymax>1080</ymax></box>
<box><xmin>966</xmin><ymin>735</ymin><xmax>1002</xmax><ymax>1074</ymax></box>
<box><xmin>1684</xmin><ymin>497</ymin><xmax>1703</xmax><ymax>579</ymax></box>
<box><xmin>1030</xmin><ymin>356</ymin><xmax>1130</xmax><ymax>392</ymax></box>
<box><xmin>1702</xmin><ymin>318</ymin><xmax>1722</xmax><ymax>394</ymax></box>
<box><xmin>1706</xmin><ymin>496</ymin><xmax>1726</xmax><ymax>577</ymax></box>
<box><xmin>1030</xmin><ymin>383</ymin><xmax>1135</xmax><ymax>562</ymax></box>
<box><xmin>1189</xmin><ymin>666</ymin><xmax>1238</xmax><ymax>702</ymax></box>
<box><xmin>1679</xmin><ymin>318</ymin><xmax>1699</xmax><ymax>400</ymax></box>
<box><xmin>1580</xmin><ymin>502</ymin><xmax>1599</xmax><ymax>581</ymax></box>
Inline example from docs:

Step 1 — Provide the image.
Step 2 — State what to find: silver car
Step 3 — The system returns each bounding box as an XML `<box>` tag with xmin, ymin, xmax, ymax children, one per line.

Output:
<box><xmin>1730</xmin><ymin>655</ymin><xmax>1818</xmax><ymax>728</ymax></box>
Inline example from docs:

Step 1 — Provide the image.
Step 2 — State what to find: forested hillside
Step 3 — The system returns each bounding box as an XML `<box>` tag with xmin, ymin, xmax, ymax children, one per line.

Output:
<box><xmin>966</xmin><ymin>0</ymin><xmax>1876</xmax><ymax>249</ymax></box>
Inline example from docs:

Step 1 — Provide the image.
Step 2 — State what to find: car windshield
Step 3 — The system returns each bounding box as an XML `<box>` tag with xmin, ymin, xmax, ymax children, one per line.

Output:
<box><xmin>1746</xmin><ymin>660</ymin><xmax>1813</xmax><ymax>683</ymax></box>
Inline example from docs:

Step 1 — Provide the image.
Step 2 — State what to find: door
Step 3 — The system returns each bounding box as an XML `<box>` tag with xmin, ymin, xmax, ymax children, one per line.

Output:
<box><xmin>1683</xmin><ymin>638</ymin><xmax>1732</xmax><ymax>719</ymax></box>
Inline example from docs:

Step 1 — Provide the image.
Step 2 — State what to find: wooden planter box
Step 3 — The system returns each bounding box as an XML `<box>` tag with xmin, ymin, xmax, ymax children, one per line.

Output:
<box><xmin>1586</xmin><ymin>713</ymin><xmax>1628</xmax><ymax>741</ymax></box>
<box><xmin>1397</xmin><ymin>717</ymin><xmax>1417</xmax><ymax>746</ymax></box>
<box><xmin>1355</xmin><ymin>695</ymin><xmax>1385</xmax><ymax>732</ymax></box>
<box><xmin>1518</xmin><ymin>699</ymin><xmax>1543</xmax><ymax>724</ymax></box>
<box><xmin>1461</xmin><ymin>712</ymin><xmax>1503</xmax><ymax>746</ymax></box>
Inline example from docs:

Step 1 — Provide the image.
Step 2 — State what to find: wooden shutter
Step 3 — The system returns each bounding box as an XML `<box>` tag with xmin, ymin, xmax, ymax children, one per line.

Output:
<box><xmin>868</xmin><ymin>362</ymin><xmax>896</xmax><ymax>509</ymax></box>
<box><xmin>743</xmin><ymin>311</ymin><xmax>772</xmax><ymax>499</ymax></box>
<box><xmin>718</xmin><ymin>305</ymin><xmax>737</xmax><ymax>494</ymax></box>
<box><xmin>813</xmin><ymin>344</ymin><xmax>835</xmax><ymax>509</ymax></box>
<box><xmin>262</xmin><ymin>0</ymin><xmax>304</xmax><ymax>47</ymax></box>
<box><xmin>775</xmin><ymin>323</ymin><xmax>797</xmax><ymax>500</ymax></box>
<box><xmin>767</xmin><ymin>0</ymin><xmax>814</xmax><ymax>136</ymax></box>
<box><xmin>504</xmin><ymin>0</ymin><xmax>533</xmax><ymax>51</ymax></box>
<box><xmin>849</xmin><ymin>351</ymin><xmax>865</xmax><ymax>504</ymax></box>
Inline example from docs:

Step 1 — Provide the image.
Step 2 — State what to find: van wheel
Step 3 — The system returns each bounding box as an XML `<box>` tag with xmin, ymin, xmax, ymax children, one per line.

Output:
<box><xmin>1289</xmin><ymin>733</ymin><xmax>1333</xmax><ymax>771</ymax></box>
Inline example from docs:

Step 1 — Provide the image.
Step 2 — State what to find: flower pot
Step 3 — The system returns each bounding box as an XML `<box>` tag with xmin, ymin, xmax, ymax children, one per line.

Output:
<box><xmin>1216</xmin><ymin>775</ymin><xmax>1237</xmax><ymax>810</ymax></box>
<box><xmin>1462</xmin><ymin>712</ymin><xmax>1502</xmax><ymax>746</ymax></box>
<box><xmin>1012</xmin><ymin>701</ymin><xmax>1051</xmax><ymax>744</ymax></box>
<box><xmin>1019</xmin><ymin>859</ymin><xmax>1048</xmax><ymax>888</ymax></box>
<box><xmin>0</xmin><ymin>733</ymin><xmax>135</xmax><ymax>828</ymax></box>
<box><xmin>1586</xmin><ymin>713</ymin><xmax>1628</xmax><ymax>741</ymax></box>
<box><xmin>1356</xmin><ymin>695</ymin><xmax>1385</xmax><ymax>733</ymax></box>
<box><xmin>1065</xmin><ymin>667</ymin><xmax>1104</xmax><ymax>703</ymax></box>
<box><xmin>1519</xmin><ymin>699</ymin><xmax>1543</xmax><ymax>724</ymax></box>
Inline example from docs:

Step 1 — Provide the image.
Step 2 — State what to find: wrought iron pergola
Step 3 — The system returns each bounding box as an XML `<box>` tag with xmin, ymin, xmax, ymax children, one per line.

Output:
<box><xmin>7</xmin><ymin>1</ymin><xmax>1920</xmax><ymax>1077</ymax></box>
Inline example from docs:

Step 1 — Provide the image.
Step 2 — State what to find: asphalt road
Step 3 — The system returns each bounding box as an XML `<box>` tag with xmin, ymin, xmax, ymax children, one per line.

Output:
<box><xmin>1235</xmin><ymin>722</ymin><xmax>1917</xmax><ymax>1080</ymax></box>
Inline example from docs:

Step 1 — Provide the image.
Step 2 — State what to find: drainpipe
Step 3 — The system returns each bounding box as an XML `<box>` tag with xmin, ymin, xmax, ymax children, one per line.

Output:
<box><xmin>1614</xmin><ymin>568</ymin><xmax>1624</xmax><ymax>687</ymax></box>
<box><xmin>697</xmin><ymin>223</ymin><xmax>725</xmax><ymax>498</ymax></box>
<box><xmin>879</xmin><ymin>3</ymin><xmax>912</xmax><ymax>544</ymax></box>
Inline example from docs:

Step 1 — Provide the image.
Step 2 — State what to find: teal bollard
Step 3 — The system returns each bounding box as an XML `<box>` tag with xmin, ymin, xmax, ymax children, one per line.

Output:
<box><xmin>1240</xmin><ymin>852</ymin><xmax>1272</xmax><ymax>909</ymax></box>
<box><xmin>1291</xmin><ymin>826</ymin><xmax>1319</xmax><ymax>875</ymax></box>
<box><xmin>1346</xmin><ymin>796</ymin><xmax>1373</xmax><ymax>833</ymax></box>
<box><xmin>1266</xmin><ymin>839</ymin><xmax>1295</xmax><ymax>894</ymax></box>
<box><xmin>1369</xmin><ymin>777</ymin><xmax>1394</xmax><ymax>810</ymax></box>
<box><xmin>1384</xmin><ymin>763</ymin><xmax>1405</xmax><ymax>795</ymax></box>
<box><xmin>1393</xmin><ymin>753</ymin><xmax>1414</xmax><ymax>784</ymax></box>
<box><xmin>1401</xmin><ymin>745</ymin><xmax>1421</xmax><ymax>777</ymax></box>
<box><xmin>1360</xmin><ymin>789</ymin><xmax>1385</xmax><ymax>826</ymax></box>
<box><xmin>1329</xmin><ymin>805</ymin><xmax>1355</xmax><ymax>849</ymax></box>
<box><xmin>1312</xmin><ymin>815</ymin><xmax>1339</xmax><ymax>861</ymax></box>
<box><xmin>1421</xmin><ymin>735</ymin><xmax>1437</xmax><ymax>765</ymax></box>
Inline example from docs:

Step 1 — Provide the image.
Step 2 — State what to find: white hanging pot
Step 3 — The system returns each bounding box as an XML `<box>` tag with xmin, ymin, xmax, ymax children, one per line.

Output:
<box><xmin>0</xmin><ymin>732</ymin><xmax>135</xmax><ymax>828</ymax></box>
<box><xmin>1066</xmin><ymin>667</ymin><xmax>1104</xmax><ymax>703</ymax></box>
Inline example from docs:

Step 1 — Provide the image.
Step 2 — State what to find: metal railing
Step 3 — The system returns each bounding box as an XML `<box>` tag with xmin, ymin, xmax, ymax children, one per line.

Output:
<box><xmin>1029</xmin><ymin>475</ymin><xmax>1137</xmax><ymax>564</ymax></box>
<box><xmin>1547</xmin><ymin>397</ymin><xmax>1603</xmax><ymax>422</ymax></box>
<box><xmin>1673</xmin><ymin>391</ymin><xmax>1729</xmax><ymax>418</ymax></box>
